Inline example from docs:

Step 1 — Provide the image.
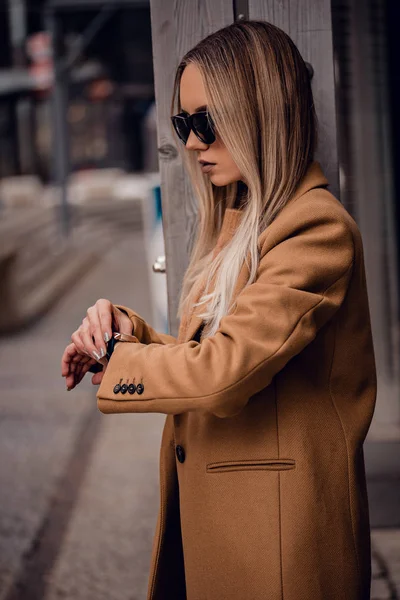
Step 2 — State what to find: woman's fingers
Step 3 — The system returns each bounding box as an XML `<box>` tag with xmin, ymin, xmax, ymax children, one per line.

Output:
<box><xmin>74</xmin><ymin>355</ymin><xmax>98</xmax><ymax>386</ymax></box>
<box><xmin>61</xmin><ymin>342</ymin><xmax>82</xmax><ymax>377</ymax></box>
<box><xmin>66</xmin><ymin>299</ymin><xmax>132</xmax><ymax>389</ymax></box>
<box><xmin>112</xmin><ymin>305</ymin><xmax>134</xmax><ymax>335</ymax></box>
<box><xmin>72</xmin><ymin>299</ymin><xmax>114</xmax><ymax>362</ymax></box>
<box><xmin>89</xmin><ymin>298</ymin><xmax>116</xmax><ymax>355</ymax></box>
<box><xmin>62</xmin><ymin>329</ymin><xmax>108</xmax><ymax>391</ymax></box>
<box><xmin>72</xmin><ymin>318</ymin><xmax>98</xmax><ymax>361</ymax></box>
<box><xmin>73</xmin><ymin>351</ymin><xmax>90</xmax><ymax>380</ymax></box>
<box><xmin>91</xmin><ymin>370</ymin><xmax>105</xmax><ymax>386</ymax></box>
<box><xmin>96</xmin><ymin>298</ymin><xmax>114</xmax><ymax>343</ymax></box>
<box><xmin>68</xmin><ymin>354</ymin><xmax>104</xmax><ymax>389</ymax></box>
<box><xmin>86</xmin><ymin>304</ymin><xmax>108</xmax><ymax>359</ymax></box>
<box><xmin>61</xmin><ymin>342</ymin><xmax>96</xmax><ymax>389</ymax></box>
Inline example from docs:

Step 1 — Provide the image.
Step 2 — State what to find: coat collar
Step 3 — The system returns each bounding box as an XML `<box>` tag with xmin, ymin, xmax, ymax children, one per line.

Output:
<box><xmin>178</xmin><ymin>160</ymin><xmax>329</xmax><ymax>343</ymax></box>
<box><xmin>290</xmin><ymin>159</ymin><xmax>329</xmax><ymax>202</ymax></box>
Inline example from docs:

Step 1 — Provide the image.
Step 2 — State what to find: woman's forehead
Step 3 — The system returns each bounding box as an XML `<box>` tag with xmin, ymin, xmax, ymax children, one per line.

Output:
<box><xmin>180</xmin><ymin>64</ymin><xmax>208</xmax><ymax>113</ymax></box>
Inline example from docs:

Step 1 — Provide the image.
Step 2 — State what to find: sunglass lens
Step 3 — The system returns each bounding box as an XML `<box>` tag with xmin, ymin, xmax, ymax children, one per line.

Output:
<box><xmin>192</xmin><ymin>113</ymin><xmax>215</xmax><ymax>143</ymax></box>
<box><xmin>172</xmin><ymin>117</ymin><xmax>190</xmax><ymax>144</ymax></box>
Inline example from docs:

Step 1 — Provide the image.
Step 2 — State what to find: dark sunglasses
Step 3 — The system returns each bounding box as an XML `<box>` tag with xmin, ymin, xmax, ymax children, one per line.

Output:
<box><xmin>171</xmin><ymin>110</ymin><xmax>216</xmax><ymax>145</ymax></box>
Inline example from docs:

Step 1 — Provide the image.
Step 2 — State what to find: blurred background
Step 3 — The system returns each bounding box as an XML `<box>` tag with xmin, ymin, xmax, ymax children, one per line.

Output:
<box><xmin>0</xmin><ymin>0</ymin><xmax>399</xmax><ymax>599</ymax></box>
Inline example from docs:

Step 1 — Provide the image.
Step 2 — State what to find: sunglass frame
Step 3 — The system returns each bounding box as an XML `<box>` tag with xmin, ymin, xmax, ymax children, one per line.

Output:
<box><xmin>171</xmin><ymin>110</ymin><xmax>216</xmax><ymax>145</ymax></box>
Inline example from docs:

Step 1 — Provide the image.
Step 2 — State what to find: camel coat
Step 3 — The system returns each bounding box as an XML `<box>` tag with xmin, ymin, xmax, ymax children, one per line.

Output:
<box><xmin>97</xmin><ymin>160</ymin><xmax>377</xmax><ymax>600</ymax></box>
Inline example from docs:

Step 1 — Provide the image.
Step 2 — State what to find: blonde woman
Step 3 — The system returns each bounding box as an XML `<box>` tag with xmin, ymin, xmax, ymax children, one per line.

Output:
<box><xmin>61</xmin><ymin>20</ymin><xmax>376</xmax><ymax>600</ymax></box>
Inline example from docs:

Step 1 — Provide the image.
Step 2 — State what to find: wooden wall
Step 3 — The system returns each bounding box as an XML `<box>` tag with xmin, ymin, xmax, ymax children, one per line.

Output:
<box><xmin>149</xmin><ymin>1</ymin><xmax>234</xmax><ymax>335</ymax></box>
<box><xmin>334</xmin><ymin>0</ymin><xmax>400</xmax><ymax>437</ymax></box>
<box><xmin>249</xmin><ymin>1</ymin><xmax>339</xmax><ymax>196</ymax></box>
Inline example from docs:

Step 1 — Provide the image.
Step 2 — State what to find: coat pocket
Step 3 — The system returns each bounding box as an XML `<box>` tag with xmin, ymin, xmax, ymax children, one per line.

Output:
<box><xmin>206</xmin><ymin>458</ymin><xmax>296</xmax><ymax>473</ymax></box>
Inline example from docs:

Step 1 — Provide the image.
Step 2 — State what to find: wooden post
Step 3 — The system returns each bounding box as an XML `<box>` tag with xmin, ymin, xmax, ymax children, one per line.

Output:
<box><xmin>149</xmin><ymin>1</ymin><xmax>234</xmax><ymax>336</ymax></box>
<box><xmin>249</xmin><ymin>1</ymin><xmax>339</xmax><ymax>198</ymax></box>
<box><xmin>345</xmin><ymin>0</ymin><xmax>400</xmax><ymax>438</ymax></box>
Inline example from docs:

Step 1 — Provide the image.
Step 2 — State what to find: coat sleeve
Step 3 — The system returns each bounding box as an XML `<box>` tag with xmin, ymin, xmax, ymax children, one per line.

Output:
<box><xmin>113</xmin><ymin>304</ymin><xmax>177</xmax><ymax>345</ymax></box>
<box><xmin>98</xmin><ymin>208</ymin><xmax>355</xmax><ymax>419</ymax></box>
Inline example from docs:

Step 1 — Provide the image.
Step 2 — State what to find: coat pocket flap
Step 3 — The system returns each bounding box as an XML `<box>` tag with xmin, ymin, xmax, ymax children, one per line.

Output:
<box><xmin>206</xmin><ymin>458</ymin><xmax>296</xmax><ymax>473</ymax></box>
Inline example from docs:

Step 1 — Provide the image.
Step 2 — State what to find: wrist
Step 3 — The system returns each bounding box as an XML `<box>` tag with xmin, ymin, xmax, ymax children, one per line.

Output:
<box><xmin>106</xmin><ymin>331</ymin><xmax>139</xmax><ymax>361</ymax></box>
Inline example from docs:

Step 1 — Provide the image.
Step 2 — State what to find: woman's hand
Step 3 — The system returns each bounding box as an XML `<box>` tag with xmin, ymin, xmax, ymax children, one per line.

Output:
<box><xmin>61</xmin><ymin>299</ymin><xmax>133</xmax><ymax>390</ymax></box>
<box><xmin>71</xmin><ymin>298</ymin><xmax>133</xmax><ymax>361</ymax></box>
<box><xmin>61</xmin><ymin>342</ymin><xmax>104</xmax><ymax>390</ymax></box>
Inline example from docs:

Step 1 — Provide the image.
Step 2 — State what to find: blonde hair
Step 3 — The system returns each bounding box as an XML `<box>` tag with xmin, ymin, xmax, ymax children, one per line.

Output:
<box><xmin>170</xmin><ymin>20</ymin><xmax>318</xmax><ymax>338</ymax></box>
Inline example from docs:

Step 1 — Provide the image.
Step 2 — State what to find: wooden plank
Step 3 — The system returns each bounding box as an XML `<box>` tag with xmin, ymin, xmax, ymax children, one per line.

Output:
<box><xmin>249</xmin><ymin>0</ymin><xmax>339</xmax><ymax>198</ymax></box>
<box><xmin>48</xmin><ymin>0</ymin><xmax>148</xmax><ymax>8</ymax></box>
<box><xmin>346</xmin><ymin>0</ymin><xmax>400</xmax><ymax>435</ymax></box>
<box><xmin>149</xmin><ymin>0</ymin><xmax>234</xmax><ymax>336</ymax></box>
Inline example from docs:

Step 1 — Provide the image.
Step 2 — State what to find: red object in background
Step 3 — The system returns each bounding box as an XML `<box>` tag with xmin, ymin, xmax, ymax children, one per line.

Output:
<box><xmin>30</xmin><ymin>61</ymin><xmax>53</xmax><ymax>92</ymax></box>
<box><xmin>27</xmin><ymin>32</ymin><xmax>54</xmax><ymax>96</ymax></box>
<box><xmin>27</xmin><ymin>32</ymin><xmax>52</xmax><ymax>61</ymax></box>
<box><xmin>87</xmin><ymin>78</ymin><xmax>114</xmax><ymax>101</ymax></box>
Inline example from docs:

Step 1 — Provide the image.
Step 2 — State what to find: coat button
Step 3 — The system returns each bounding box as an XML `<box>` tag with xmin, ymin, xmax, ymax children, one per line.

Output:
<box><xmin>128</xmin><ymin>383</ymin><xmax>136</xmax><ymax>394</ymax></box>
<box><xmin>136</xmin><ymin>383</ymin><xmax>144</xmax><ymax>395</ymax></box>
<box><xmin>120</xmin><ymin>384</ymin><xmax>128</xmax><ymax>394</ymax></box>
<box><xmin>113</xmin><ymin>383</ymin><xmax>121</xmax><ymax>394</ymax></box>
<box><xmin>176</xmin><ymin>445</ymin><xmax>185</xmax><ymax>463</ymax></box>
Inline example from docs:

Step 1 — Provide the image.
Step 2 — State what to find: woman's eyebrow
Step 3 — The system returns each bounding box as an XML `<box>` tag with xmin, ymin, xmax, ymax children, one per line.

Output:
<box><xmin>181</xmin><ymin>104</ymin><xmax>208</xmax><ymax>114</ymax></box>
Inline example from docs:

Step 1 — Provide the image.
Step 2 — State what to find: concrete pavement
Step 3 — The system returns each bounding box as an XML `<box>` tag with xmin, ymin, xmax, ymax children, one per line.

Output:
<box><xmin>0</xmin><ymin>232</ymin><xmax>165</xmax><ymax>600</ymax></box>
<box><xmin>372</xmin><ymin>530</ymin><xmax>400</xmax><ymax>599</ymax></box>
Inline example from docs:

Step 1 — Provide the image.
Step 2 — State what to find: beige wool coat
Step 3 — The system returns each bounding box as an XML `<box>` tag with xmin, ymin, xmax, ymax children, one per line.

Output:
<box><xmin>97</xmin><ymin>160</ymin><xmax>377</xmax><ymax>600</ymax></box>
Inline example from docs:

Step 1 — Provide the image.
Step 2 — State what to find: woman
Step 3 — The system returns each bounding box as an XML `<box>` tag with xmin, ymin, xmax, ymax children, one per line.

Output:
<box><xmin>61</xmin><ymin>20</ymin><xmax>376</xmax><ymax>600</ymax></box>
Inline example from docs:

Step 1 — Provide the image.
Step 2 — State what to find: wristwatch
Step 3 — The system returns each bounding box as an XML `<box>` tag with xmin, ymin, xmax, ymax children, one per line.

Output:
<box><xmin>88</xmin><ymin>331</ymin><xmax>139</xmax><ymax>373</ymax></box>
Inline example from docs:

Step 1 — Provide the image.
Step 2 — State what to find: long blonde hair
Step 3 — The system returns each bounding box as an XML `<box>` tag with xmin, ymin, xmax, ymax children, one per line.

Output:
<box><xmin>170</xmin><ymin>20</ymin><xmax>318</xmax><ymax>338</ymax></box>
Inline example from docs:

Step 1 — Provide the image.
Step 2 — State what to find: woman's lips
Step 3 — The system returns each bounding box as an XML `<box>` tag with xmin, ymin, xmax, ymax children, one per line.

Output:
<box><xmin>200</xmin><ymin>163</ymin><xmax>216</xmax><ymax>173</ymax></box>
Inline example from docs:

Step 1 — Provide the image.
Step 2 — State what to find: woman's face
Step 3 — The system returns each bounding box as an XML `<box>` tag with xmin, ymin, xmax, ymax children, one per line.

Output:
<box><xmin>179</xmin><ymin>63</ymin><xmax>244</xmax><ymax>187</ymax></box>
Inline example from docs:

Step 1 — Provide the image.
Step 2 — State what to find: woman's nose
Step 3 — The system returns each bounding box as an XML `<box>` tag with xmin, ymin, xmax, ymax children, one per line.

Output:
<box><xmin>185</xmin><ymin>129</ymin><xmax>208</xmax><ymax>151</ymax></box>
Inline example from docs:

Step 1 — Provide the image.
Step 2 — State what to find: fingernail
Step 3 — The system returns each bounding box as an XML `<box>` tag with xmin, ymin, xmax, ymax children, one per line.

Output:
<box><xmin>104</xmin><ymin>332</ymin><xmax>110</xmax><ymax>343</ymax></box>
<box><xmin>99</xmin><ymin>347</ymin><xmax>105</xmax><ymax>358</ymax></box>
<box><xmin>92</xmin><ymin>350</ymin><xmax>100</xmax><ymax>360</ymax></box>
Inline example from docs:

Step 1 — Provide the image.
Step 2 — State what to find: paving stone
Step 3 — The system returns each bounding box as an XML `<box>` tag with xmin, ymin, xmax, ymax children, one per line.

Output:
<box><xmin>0</xmin><ymin>231</ymin><xmax>164</xmax><ymax>600</ymax></box>
<box><xmin>372</xmin><ymin>552</ymin><xmax>385</xmax><ymax>579</ymax></box>
<box><xmin>371</xmin><ymin>577</ymin><xmax>392</xmax><ymax>599</ymax></box>
<box><xmin>43</xmin><ymin>411</ymin><xmax>164</xmax><ymax>600</ymax></box>
<box><xmin>372</xmin><ymin>529</ymin><xmax>400</xmax><ymax>597</ymax></box>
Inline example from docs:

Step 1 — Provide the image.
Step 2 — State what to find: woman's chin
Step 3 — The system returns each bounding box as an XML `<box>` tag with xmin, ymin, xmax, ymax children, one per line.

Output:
<box><xmin>210</xmin><ymin>168</ymin><xmax>246</xmax><ymax>186</ymax></box>
<box><xmin>209</xmin><ymin>173</ymin><xmax>236</xmax><ymax>187</ymax></box>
